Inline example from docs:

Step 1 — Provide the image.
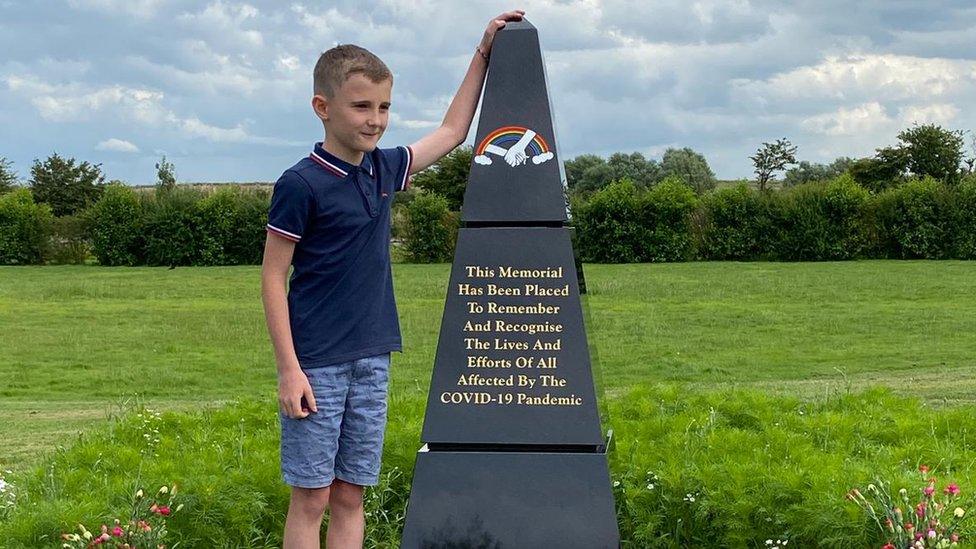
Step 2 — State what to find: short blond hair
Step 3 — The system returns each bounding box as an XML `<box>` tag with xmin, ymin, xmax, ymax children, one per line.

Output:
<box><xmin>313</xmin><ymin>44</ymin><xmax>392</xmax><ymax>98</ymax></box>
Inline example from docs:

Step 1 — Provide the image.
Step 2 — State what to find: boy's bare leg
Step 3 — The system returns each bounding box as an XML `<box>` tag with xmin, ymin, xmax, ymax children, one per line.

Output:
<box><xmin>284</xmin><ymin>486</ymin><xmax>331</xmax><ymax>549</ymax></box>
<box><xmin>326</xmin><ymin>480</ymin><xmax>366</xmax><ymax>549</ymax></box>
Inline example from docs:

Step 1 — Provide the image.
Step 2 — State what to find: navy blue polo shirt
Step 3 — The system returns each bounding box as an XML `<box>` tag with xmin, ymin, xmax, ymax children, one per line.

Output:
<box><xmin>267</xmin><ymin>142</ymin><xmax>413</xmax><ymax>369</ymax></box>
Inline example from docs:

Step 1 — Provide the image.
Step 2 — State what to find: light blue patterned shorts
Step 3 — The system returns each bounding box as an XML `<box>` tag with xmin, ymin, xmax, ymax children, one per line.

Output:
<box><xmin>279</xmin><ymin>353</ymin><xmax>390</xmax><ymax>488</ymax></box>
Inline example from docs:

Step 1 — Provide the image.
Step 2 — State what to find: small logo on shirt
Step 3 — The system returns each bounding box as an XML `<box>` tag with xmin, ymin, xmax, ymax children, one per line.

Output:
<box><xmin>474</xmin><ymin>126</ymin><xmax>554</xmax><ymax>168</ymax></box>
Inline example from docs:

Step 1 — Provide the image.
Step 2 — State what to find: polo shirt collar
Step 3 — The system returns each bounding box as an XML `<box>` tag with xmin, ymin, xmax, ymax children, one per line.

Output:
<box><xmin>310</xmin><ymin>142</ymin><xmax>374</xmax><ymax>178</ymax></box>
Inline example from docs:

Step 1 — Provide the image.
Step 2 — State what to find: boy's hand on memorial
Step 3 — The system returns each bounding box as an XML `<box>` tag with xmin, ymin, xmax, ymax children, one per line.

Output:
<box><xmin>278</xmin><ymin>368</ymin><xmax>317</xmax><ymax>419</ymax></box>
<box><xmin>479</xmin><ymin>9</ymin><xmax>525</xmax><ymax>56</ymax></box>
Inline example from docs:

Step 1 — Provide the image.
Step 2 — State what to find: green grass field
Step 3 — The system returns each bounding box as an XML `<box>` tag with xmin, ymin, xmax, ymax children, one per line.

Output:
<box><xmin>1</xmin><ymin>261</ymin><xmax>974</xmax><ymax>472</ymax></box>
<box><xmin>2</xmin><ymin>261</ymin><xmax>976</xmax><ymax>547</ymax></box>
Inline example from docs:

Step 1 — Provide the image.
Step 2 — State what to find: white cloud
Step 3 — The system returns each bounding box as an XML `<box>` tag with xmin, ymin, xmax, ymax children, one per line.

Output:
<box><xmin>801</xmin><ymin>102</ymin><xmax>892</xmax><ymax>136</ymax></box>
<box><xmin>66</xmin><ymin>0</ymin><xmax>163</xmax><ymax>19</ymax></box>
<box><xmin>96</xmin><ymin>138</ymin><xmax>140</xmax><ymax>152</ymax></box>
<box><xmin>898</xmin><ymin>103</ymin><xmax>960</xmax><ymax>126</ymax></box>
<box><xmin>6</xmin><ymin>73</ymin><xmax>296</xmax><ymax>145</ymax></box>
<box><xmin>739</xmin><ymin>54</ymin><xmax>975</xmax><ymax>102</ymax></box>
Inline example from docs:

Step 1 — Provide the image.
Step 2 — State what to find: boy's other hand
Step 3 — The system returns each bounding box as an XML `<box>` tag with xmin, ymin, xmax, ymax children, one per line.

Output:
<box><xmin>479</xmin><ymin>10</ymin><xmax>525</xmax><ymax>56</ymax></box>
<box><xmin>279</xmin><ymin>368</ymin><xmax>318</xmax><ymax>419</ymax></box>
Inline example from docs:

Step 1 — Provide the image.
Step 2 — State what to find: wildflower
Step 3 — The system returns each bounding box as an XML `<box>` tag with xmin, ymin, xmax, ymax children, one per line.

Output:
<box><xmin>925</xmin><ymin>485</ymin><xmax>936</xmax><ymax>496</ymax></box>
<box><xmin>157</xmin><ymin>505</ymin><xmax>171</xmax><ymax>516</ymax></box>
<box><xmin>883</xmin><ymin>544</ymin><xmax>896</xmax><ymax>549</ymax></box>
<box><xmin>765</xmin><ymin>541</ymin><xmax>773</xmax><ymax>546</ymax></box>
<box><xmin>945</xmin><ymin>484</ymin><xmax>960</xmax><ymax>496</ymax></box>
<box><xmin>928</xmin><ymin>529</ymin><xmax>937</xmax><ymax>539</ymax></box>
<box><xmin>951</xmin><ymin>534</ymin><xmax>959</xmax><ymax>542</ymax></box>
<box><xmin>920</xmin><ymin>465</ymin><xmax>930</xmax><ymax>474</ymax></box>
<box><xmin>135</xmin><ymin>489</ymin><xmax>143</xmax><ymax>498</ymax></box>
<box><xmin>112</xmin><ymin>526</ymin><xmax>124</xmax><ymax>537</ymax></box>
<box><xmin>905</xmin><ymin>522</ymin><xmax>915</xmax><ymax>531</ymax></box>
<box><xmin>916</xmin><ymin>502</ymin><xmax>927</xmax><ymax>518</ymax></box>
<box><xmin>158</xmin><ymin>485</ymin><xmax>168</xmax><ymax>494</ymax></box>
<box><xmin>647</xmin><ymin>483</ymin><xmax>654</xmax><ymax>490</ymax></box>
<box><xmin>954</xmin><ymin>507</ymin><xmax>965</xmax><ymax>518</ymax></box>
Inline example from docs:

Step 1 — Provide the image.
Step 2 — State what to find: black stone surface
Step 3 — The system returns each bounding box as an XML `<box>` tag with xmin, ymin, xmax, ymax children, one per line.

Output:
<box><xmin>400</xmin><ymin>449</ymin><xmax>620</xmax><ymax>548</ymax></box>
<box><xmin>420</xmin><ymin>227</ymin><xmax>603</xmax><ymax>447</ymax></box>
<box><xmin>462</xmin><ymin>19</ymin><xmax>568</xmax><ymax>224</ymax></box>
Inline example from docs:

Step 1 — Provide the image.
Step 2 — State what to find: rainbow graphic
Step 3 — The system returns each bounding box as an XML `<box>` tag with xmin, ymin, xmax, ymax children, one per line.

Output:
<box><xmin>476</xmin><ymin>126</ymin><xmax>550</xmax><ymax>157</ymax></box>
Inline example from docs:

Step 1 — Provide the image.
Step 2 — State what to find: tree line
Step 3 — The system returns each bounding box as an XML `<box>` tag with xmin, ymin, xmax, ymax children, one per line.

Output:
<box><xmin>1</xmin><ymin>123</ymin><xmax>973</xmax><ymax>264</ymax></box>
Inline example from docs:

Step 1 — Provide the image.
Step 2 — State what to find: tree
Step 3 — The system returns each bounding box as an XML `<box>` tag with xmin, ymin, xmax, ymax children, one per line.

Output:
<box><xmin>849</xmin><ymin>147</ymin><xmax>909</xmax><ymax>192</ymax></box>
<box><xmin>155</xmin><ymin>155</ymin><xmax>177</xmax><ymax>194</ymax></box>
<box><xmin>660</xmin><ymin>147</ymin><xmax>716</xmax><ymax>194</ymax></box>
<box><xmin>410</xmin><ymin>146</ymin><xmax>472</xmax><ymax>210</ymax></box>
<box><xmin>783</xmin><ymin>157</ymin><xmax>854</xmax><ymax>187</ymax></box>
<box><xmin>29</xmin><ymin>153</ymin><xmax>105</xmax><ymax>216</ymax></box>
<box><xmin>607</xmin><ymin>152</ymin><xmax>660</xmax><ymax>188</ymax></box>
<box><xmin>750</xmin><ymin>138</ymin><xmax>797</xmax><ymax>191</ymax></box>
<box><xmin>564</xmin><ymin>154</ymin><xmax>605</xmax><ymax>191</ymax></box>
<box><xmin>897</xmin><ymin>123</ymin><xmax>964</xmax><ymax>183</ymax></box>
<box><xmin>0</xmin><ymin>157</ymin><xmax>17</xmax><ymax>194</ymax></box>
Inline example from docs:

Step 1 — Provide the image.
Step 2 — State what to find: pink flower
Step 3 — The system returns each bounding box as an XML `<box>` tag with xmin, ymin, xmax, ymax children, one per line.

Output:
<box><xmin>945</xmin><ymin>484</ymin><xmax>960</xmax><ymax>496</ymax></box>
<box><xmin>927</xmin><ymin>529</ymin><xmax>937</xmax><ymax>539</ymax></box>
<box><xmin>952</xmin><ymin>534</ymin><xmax>960</xmax><ymax>542</ymax></box>
<box><xmin>924</xmin><ymin>485</ymin><xmax>935</xmax><ymax>496</ymax></box>
<box><xmin>916</xmin><ymin>502</ymin><xmax>927</xmax><ymax>518</ymax></box>
<box><xmin>112</xmin><ymin>526</ymin><xmax>124</xmax><ymax>537</ymax></box>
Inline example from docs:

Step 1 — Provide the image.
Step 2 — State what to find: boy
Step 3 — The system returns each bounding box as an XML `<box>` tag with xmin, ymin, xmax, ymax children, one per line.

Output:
<box><xmin>261</xmin><ymin>10</ymin><xmax>525</xmax><ymax>549</ymax></box>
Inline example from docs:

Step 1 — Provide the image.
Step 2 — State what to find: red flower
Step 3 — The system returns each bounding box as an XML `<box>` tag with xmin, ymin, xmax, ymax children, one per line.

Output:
<box><xmin>916</xmin><ymin>502</ymin><xmax>927</xmax><ymax>518</ymax></box>
<box><xmin>882</xmin><ymin>544</ymin><xmax>896</xmax><ymax>549</ymax></box>
<box><xmin>158</xmin><ymin>505</ymin><xmax>171</xmax><ymax>516</ymax></box>
<box><xmin>945</xmin><ymin>483</ymin><xmax>960</xmax><ymax>496</ymax></box>
<box><xmin>112</xmin><ymin>526</ymin><xmax>124</xmax><ymax>537</ymax></box>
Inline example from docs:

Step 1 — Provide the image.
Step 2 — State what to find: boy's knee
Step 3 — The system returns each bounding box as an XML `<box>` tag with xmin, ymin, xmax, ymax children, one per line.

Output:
<box><xmin>291</xmin><ymin>485</ymin><xmax>331</xmax><ymax>517</ymax></box>
<box><xmin>329</xmin><ymin>480</ymin><xmax>364</xmax><ymax>513</ymax></box>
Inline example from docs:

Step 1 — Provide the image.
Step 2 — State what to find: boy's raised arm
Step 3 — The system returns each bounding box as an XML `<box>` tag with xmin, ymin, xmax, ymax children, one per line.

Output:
<box><xmin>407</xmin><ymin>10</ymin><xmax>525</xmax><ymax>174</ymax></box>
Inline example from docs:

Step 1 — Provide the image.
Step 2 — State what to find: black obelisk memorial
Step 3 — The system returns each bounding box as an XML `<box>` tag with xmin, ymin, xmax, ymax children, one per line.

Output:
<box><xmin>401</xmin><ymin>20</ymin><xmax>619</xmax><ymax>548</ymax></box>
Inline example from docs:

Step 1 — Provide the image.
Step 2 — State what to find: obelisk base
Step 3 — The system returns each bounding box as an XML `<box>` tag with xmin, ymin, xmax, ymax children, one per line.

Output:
<box><xmin>401</xmin><ymin>449</ymin><xmax>620</xmax><ymax>548</ymax></box>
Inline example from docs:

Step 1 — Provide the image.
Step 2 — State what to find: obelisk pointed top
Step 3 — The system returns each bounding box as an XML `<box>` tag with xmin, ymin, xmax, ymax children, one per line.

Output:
<box><xmin>462</xmin><ymin>17</ymin><xmax>566</xmax><ymax>224</ymax></box>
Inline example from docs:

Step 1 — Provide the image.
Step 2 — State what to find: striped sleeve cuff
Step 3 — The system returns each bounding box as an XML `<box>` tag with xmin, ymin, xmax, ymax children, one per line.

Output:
<box><xmin>399</xmin><ymin>145</ymin><xmax>413</xmax><ymax>191</ymax></box>
<box><xmin>266</xmin><ymin>224</ymin><xmax>301</xmax><ymax>242</ymax></box>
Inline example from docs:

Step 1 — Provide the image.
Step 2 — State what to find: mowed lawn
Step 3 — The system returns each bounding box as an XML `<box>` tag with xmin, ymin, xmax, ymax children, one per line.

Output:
<box><xmin>1</xmin><ymin>261</ymin><xmax>974</xmax><ymax>472</ymax></box>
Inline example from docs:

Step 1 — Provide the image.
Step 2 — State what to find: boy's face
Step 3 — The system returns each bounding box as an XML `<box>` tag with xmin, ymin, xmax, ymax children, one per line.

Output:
<box><xmin>315</xmin><ymin>73</ymin><xmax>392</xmax><ymax>156</ymax></box>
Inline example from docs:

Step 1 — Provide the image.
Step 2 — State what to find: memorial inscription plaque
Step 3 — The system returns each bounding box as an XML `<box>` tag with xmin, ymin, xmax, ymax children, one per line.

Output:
<box><xmin>401</xmin><ymin>19</ymin><xmax>619</xmax><ymax>548</ymax></box>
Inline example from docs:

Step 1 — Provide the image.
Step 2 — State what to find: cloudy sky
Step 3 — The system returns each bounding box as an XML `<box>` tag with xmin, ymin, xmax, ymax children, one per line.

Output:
<box><xmin>2</xmin><ymin>0</ymin><xmax>975</xmax><ymax>184</ymax></box>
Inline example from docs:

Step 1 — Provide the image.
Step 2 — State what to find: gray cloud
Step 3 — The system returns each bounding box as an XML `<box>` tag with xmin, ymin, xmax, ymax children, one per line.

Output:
<box><xmin>0</xmin><ymin>0</ymin><xmax>974</xmax><ymax>183</ymax></box>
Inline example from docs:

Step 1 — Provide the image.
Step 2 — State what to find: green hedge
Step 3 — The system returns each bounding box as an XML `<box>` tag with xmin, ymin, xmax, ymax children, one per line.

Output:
<box><xmin>0</xmin><ymin>188</ymin><xmax>53</xmax><ymax>265</ymax></box>
<box><xmin>3</xmin><ymin>175</ymin><xmax>976</xmax><ymax>266</ymax></box>
<box><xmin>576</xmin><ymin>175</ymin><xmax>976</xmax><ymax>263</ymax></box>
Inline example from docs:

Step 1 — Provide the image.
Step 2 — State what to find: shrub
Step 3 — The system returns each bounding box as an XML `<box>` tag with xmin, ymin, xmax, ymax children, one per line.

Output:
<box><xmin>640</xmin><ymin>176</ymin><xmax>698</xmax><ymax>262</ymax></box>
<box><xmin>402</xmin><ymin>193</ymin><xmax>458</xmax><ymax>263</ymax></box>
<box><xmin>85</xmin><ymin>183</ymin><xmax>144</xmax><ymax>266</ymax></box>
<box><xmin>573</xmin><ymin>179</ymin><xmax>647</xmax><ymax>262</ymax></box>
<box><xmin>774</xmin><ymin>174</ymin><xmax>869</xmax><ymax>261</ymax></box>
<box><xmin>140</xmin><ymin>187</ymin><xmax>207</xmax><ymax>267</ymax></box>
<box><xmin>694</xmin><ymin>184</ymin><xmax>776</xmax><ymax>260</ymax></box>
<box><xmin>49</xmin><ymin>214</ymin><xmax>89</xmax><ymax>264</ymax></box>
<box><xmin>955</xmin><ymin>175</ymin><xmax>976</xmax><ymax>259</ymax></box>
<box><xmin>0</xmin><ymin>188</ymin><xmax>53</xmax><ymax>264</ymax></box>
<box><xmin>866</xmin><ymin>177</ymin><xmax>956</xmax><ymax>259</ymax></box>
<box><xmin>196</xmin><ymin>187</ymin><xmax>269</xmax><ymax>265</ymax></box>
